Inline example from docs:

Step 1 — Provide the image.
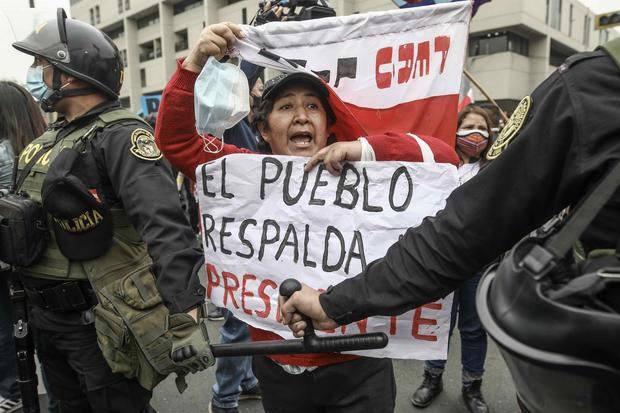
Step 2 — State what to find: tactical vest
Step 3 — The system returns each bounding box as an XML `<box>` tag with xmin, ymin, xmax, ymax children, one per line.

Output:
<box><xmin>18</xmin><ymin>108</ymin><xmax>150</xmax><ymax>281</ymax></box>
<box><xmin>18</xmin><ymin>108</ymin><xmax>183</xmax><ymax>390</ymax></box>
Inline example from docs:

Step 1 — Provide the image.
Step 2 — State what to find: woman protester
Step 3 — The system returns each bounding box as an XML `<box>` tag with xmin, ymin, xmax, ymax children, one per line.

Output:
<box><xmin>410</xmin><ymin>105</ymin><xmax>493</xmax><ymax>413</ymax></box>
<box><xmin>155</xmin><ymin>22</ymin><xmax>458</xmax><ymax>413</ymax></box>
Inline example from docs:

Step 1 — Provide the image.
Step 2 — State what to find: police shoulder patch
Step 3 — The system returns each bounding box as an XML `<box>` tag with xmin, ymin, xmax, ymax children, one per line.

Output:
<box><xmin>486</xmin><ymin>96</ymin><xmax>531</xmax><ymax>160</ymax></box>
<box><xmin>129</xmin><ymin>128</ymin><xmax>162</xmax><ymax>161</ymax></box>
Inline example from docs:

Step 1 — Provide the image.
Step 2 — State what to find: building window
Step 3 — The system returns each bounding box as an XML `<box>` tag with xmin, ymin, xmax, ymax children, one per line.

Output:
<box><xmin>242</xmin><ymin>7</ymin><xmax>247</xmax><ymax>24</ymax></box>
<box><xmin>154</xmin><ymin>38</ymin><xmax>162</xmax><ymax>58</ymax></box>
<box><xmin>95</xmin><ymin>6</ymin><xmax>100</xmax><ymax>24</ymax></box>
<box><xmin>227</xmin><ymin>0</ymin><xmax>242</xmax><ymax>4</ymax></box>
<box><xmin>120</xmin><ymin>97</ymin><xmax>130</xmax><ymax>108</ymax></box>
<box><xmin>89</xmin><ymin>8</ymin><xmax>94</xmax><ymax>25</ymax></box>
<box><xmin>549</xmin><ymin>47</ymin><xmax>570</xmax><ymax>66</ymax></box>
<box><xmin>139</xmin><ymin>41</ymin><xmax>155</xmax><ymax>62</ymax></box>
<box><xmin>125</xmin><ymin>0</ymin><xmax>131</xmax><ymax>11</ymax></box>
<box><xmin>173</xmin><ymin>0</ymin><xmax>203</xmax><ymax>15</ymax></box>
<box><xmin>121</xmin><ymin>50</ymin><xmax>128</xmax><ymax>67</ymax></box>
<box><xmin>105</xmin><ymin>26</ymin><xmax>124</xmax><ymax>40</ymax></box>
<box><xmin>118</xmin><ymin>0</ymin><xmax>123</xmax><ymax>13</ymax></box>
<box><xmin>175</xmin><ymin>29</ymin><xmax>189</xmax><ymax>52</ymax></box>
<box><xmin>583</xmin><ymin>15</ymin><xmax>591</xmax><ymax>45</ymax></box>
<box><xmin>140</xmin><ymin>69</ymin><xmax>147</xmax><ymax>88</ymax></box>
<box><xmin>599</xmin><ymin>29</ymin><xmax>610</xmax><ymax>45</ymax></box>
<box><xmin>548</xmin><ymin>0</ymin><xmax>562</xmax><ymax>30</ymax></box>
<box><xmin>469</xmin><ymin>31</ymin><xmax>529</xmax><ymax>57</ymax></box>
<box><xmin>137</xmin><ymin>12</ymin><xmax>160</xmax><ymax>29</ymax></box>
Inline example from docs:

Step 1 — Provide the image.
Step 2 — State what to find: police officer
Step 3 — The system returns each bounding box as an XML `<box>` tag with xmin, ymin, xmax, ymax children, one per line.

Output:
<box><xmin>281</xmin><ymin>38</ymin><xmax>620</xmax><ymax>409</ymax></box>
<box><xmin>11</xmin><ymin>10</ymin><xmax>209</xmax><ymax>413</ymax></box>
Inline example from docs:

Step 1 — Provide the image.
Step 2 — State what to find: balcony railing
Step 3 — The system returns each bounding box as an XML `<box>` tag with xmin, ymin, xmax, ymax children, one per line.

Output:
<box><xmin>175</xmin><ymin>40</ymin><xmax>189</xmax><ymax>52</ymax></box>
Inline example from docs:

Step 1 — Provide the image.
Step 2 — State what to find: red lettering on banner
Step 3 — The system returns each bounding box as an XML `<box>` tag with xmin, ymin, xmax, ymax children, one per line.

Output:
<box><xmin>414</xmin><ymin>41</ymin><xmax>430</xmax><ymax>78</ymax></box>
<box><xmin>398</xmin><ymin>43</ymin><xmax>414</xmax><ymax>84</ymax></box>
<box><xmin>390</xmin><ymin>316</ymin><xmax>398</xmax><ymax>335</ymax></box>
<box><xmin>241</xmin><ymin>273</ymin><xmax>256</xmax><ymax>316</ymax></box>
<box><xmin>208</xmin><ymin>263</ymin><xmax>448</xmax><ymax>345</ymax></box>
<box><xmin>375</xmin><ymin>47</ymin><xmax>393</xmax><ymax>89</ymax></box>
<box><xmin>256</xmin><ymin>279</ymin><xmax>277</xmax><ymax>318</ymax></box>
<box><xmin>206</xmin><ymin>263</ymin><xmax>220</xmax><ymax>299</ymax></box>
<box><xmin>412</xmin><ymin>302</ymin><xmax>442</xmax><ymax>341</ymax></box>
<box><xmin>222</xmin><ymin>271</ymin><xmax>240</xmax><ymax>309</ymax></box>
<box><xmin>374</xmin><ymin>36</ymin><xmax>452</xmax><ymax>88</ymax></box>
<box><xmin>434</xmin><ymin>36</ymin><xmax>450</xmax><ymax>73</ymax></box>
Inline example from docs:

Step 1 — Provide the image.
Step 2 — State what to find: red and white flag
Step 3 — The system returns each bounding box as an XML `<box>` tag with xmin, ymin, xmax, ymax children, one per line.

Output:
<box><xmin>458</xmin><ymin>75</ymin><xmax>475</xmax><ymax>112</ymax></box>
<box><xmin>236</xmin><ymin>2</ymin><xmax>472</xmax><ymax>147</ymax></box>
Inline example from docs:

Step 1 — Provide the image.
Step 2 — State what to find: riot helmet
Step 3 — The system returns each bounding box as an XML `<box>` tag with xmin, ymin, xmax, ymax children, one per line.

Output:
<box><xmin>13</xmin><ymin>8</ymin><xmax>123</xmax><ymax>110</ymax></box>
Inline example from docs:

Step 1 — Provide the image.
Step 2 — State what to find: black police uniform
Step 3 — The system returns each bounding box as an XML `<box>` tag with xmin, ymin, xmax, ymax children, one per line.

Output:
<box><xmin>22</xmin><ymin>101</ymin><xmax>204</xmax><ymax>412</ymax></box>
<box><xmin>319</xmin><ymin>47</ymin><xmax>620</xmax><ymax>324</ymax></box>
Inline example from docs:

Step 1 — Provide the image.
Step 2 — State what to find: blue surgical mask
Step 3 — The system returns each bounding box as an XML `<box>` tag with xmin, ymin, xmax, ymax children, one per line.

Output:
<box><xmin>26</xmin><ymin>64</ymin><xmax>52</xmax><ymax>102</ymax></box>
<box><xmin>194</xmin><ymin>57</ymin><xmax>250</xmax><ymax>152</ymax></box>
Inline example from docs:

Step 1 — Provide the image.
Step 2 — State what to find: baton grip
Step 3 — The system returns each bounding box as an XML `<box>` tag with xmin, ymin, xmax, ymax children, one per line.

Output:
<box><xmin>279</xmin><ymin>279</ymin><xmax>316</xmax><ymax>340</ymax></box>
<box><xmin>279</xmin><ymin>279</ymin><xmax>389</xmax><ymax>353</ymax></box>
<box><xmin>304</xmin><ymin>332</ymin><xmax>388</xmax><ymax>353</ymax></box>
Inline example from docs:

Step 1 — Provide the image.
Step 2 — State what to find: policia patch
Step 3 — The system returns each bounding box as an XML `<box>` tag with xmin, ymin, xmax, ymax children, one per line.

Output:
<box><xmin>130</xmin><ymin>128</ymin><xmax>162</xmax><ymax>161</ymax></box>
<box><xmin>486</xmin><ymin>96</ymin><xmax>531</xmax><ymax>160</ymax></box>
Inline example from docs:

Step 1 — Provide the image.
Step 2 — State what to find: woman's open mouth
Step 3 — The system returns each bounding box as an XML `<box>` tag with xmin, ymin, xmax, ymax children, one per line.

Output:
<box><xmin>290</xmin><ymin>132</ymin><xmax>313</xmax><ymax>148</ymax></box>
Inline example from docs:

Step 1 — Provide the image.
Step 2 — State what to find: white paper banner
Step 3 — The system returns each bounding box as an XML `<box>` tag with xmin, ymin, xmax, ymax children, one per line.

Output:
<box><xmin>197</xmin><ymin>155</ymin><xmax>459</xmax><ymax>359</ymax></box>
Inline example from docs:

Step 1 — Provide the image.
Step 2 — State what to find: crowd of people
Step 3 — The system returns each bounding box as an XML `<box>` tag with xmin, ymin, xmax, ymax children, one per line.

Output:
<box><xmin>0</xmin><ymin>5</ymin><xmax>618</xmax><ymax>413</ymax></box>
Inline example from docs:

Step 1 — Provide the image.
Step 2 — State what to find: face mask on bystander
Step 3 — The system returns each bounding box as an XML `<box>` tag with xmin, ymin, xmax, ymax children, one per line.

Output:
<box><xmin>456</xmin><ymin>129</ymin><xmax>489</xmax><ymax>158</ymax></box>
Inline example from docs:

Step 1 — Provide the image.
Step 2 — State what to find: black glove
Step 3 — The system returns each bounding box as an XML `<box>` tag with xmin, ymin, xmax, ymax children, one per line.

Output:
<box><xmin>169</xmin><ymin>306</ymin><xmax>215</xmax><ymax>374</ymax></box>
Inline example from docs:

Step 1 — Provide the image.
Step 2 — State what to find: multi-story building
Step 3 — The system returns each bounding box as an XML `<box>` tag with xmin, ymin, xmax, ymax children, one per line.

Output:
<box><xmin>468</xmin><ymin>0</ymin><xmax>617</xmax><ymax>115</ymax></box>
<box><xmin>69</xmin><ymin>0</ymin><xmax>617</xmax><ymax>116</ymax></box>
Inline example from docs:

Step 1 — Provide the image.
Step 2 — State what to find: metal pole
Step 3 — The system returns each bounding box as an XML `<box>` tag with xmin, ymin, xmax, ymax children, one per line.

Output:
<box><xmin>463</xmin><ymin>69</ymin><xmax>510</xmax><ymax>123</ymax></box>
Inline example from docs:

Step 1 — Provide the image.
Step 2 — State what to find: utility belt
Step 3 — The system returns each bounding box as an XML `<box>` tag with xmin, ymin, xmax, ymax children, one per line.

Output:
<box><xmin>21</xmin><ymin>277</ymin><xmax>97</xmax><ymax>313</ymax></box>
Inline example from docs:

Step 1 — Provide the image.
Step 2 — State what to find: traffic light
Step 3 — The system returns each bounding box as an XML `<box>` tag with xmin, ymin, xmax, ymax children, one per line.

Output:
<box><xmin>595</xmin><ymin>10</ymin><xmax>620</xmax><ymax>30</ymax></box>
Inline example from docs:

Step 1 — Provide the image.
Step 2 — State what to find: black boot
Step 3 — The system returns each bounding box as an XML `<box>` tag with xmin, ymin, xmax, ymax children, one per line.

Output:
<box><xmin>462</xmin><ymin>380</ymin><xmax>489</xmax><ymax>413</ymax></box>
<box><xmin>410</xmin><ymin>370</ymin><xmax>443</xmax><ymax>408</ymax></box>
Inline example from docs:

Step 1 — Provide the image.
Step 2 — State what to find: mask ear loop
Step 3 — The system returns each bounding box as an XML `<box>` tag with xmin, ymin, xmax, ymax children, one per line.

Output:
<box><xmin>200</xmin><ymin>133</ymin><xmax>225</xmax><ymax>154</ymax></box>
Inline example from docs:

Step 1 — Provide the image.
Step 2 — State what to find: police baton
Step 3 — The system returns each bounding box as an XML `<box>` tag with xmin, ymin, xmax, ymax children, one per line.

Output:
<box><xmin>210</xmin><ymin>279</ymin><xmax>388</xmax><ymax>357</ymax></box>
<box><xmin>8</xmin><ymin>274</ymin><xmax>40</xmax><ymax>413</ymax></box>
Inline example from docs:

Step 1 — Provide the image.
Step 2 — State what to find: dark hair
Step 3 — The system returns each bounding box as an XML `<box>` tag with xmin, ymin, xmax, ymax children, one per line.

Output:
<box><xmin>457</xmin><ymin>104</ymin><xmax>494</xmax><ymax>163</ymax></box>
<box><xmin>0</xmin><ymin>81</ymin><xmax>46</xmax><ymax>153</ymax></box>
<box><xmin>251</xmin><ymin>84</ymin><xmax>337</xmax><ymax>154</ymax></box>
<box><xmin>143</xmin><ymin>112</ymin><xmax>157</xmax><ymax>129</ymax></box>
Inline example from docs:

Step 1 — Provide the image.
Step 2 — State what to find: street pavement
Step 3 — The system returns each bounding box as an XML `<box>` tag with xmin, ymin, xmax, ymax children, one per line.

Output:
<box><xmin>30</xmin><ymin>315</ymin><xmax>519</xmax><ymax>413</ymax></box>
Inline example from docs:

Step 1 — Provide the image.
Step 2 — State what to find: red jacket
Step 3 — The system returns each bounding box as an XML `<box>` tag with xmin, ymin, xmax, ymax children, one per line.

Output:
<box><xmin>155</xmin><ymin>61</ymin><xmax>459</xmax><ymax>367</ymax></box>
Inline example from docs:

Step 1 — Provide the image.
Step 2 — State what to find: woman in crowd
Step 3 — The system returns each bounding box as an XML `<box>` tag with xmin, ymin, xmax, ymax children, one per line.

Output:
<box><xmin>0</xmin><ymin>81</ymin><xmax>47</xmax><ymax>186</ymax></box>
<box><xmin>0</xmin><ymin>80</ymin><xmax>47</xmax><ymax>413</ymax></box>
<box><xmin>410</xmin><ymin>105</ymin><xmax>493</xmax><ymax>413</ymax></box>
<box><xmin>155</xmin><ymin>22</ymin><xmax>458</xmax><ymax>413</ymax></box>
